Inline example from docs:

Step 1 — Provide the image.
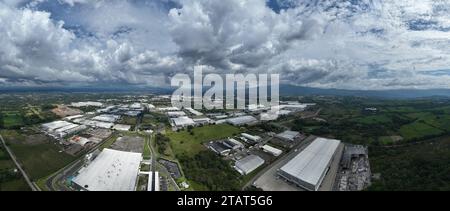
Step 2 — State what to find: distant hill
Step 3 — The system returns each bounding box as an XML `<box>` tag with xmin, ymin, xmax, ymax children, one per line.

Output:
<box><xmin>279</xmin><ymin>84</ymin><xmax>450</xmax><ymax>99</ymax></box>
<box><xmin>1</xmin><ymin>84</ymin><xmax>450</xmax><ymax>99</ymax></box>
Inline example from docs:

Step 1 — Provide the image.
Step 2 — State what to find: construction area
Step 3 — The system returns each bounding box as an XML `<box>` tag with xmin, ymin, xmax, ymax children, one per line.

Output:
<box><xmin>334</xmin><ymin>145</ymin><xmax>371</xmax><ymax>191</ymax></box>
<box><xmin>110</xmin><ymin>136</ymin><xmax>144</xmax><ymax>153</ymax></box>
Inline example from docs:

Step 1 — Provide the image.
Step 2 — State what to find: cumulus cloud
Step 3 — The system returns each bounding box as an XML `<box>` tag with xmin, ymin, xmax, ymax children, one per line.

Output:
<box><xmin>0</xmin><ymin>0</ymin><xmax>450</xmax><ymax>89</ymax></box>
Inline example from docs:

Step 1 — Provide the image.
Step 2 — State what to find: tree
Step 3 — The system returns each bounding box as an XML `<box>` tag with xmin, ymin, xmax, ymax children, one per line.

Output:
<box><xmin>0</xmin><ymin>113</ymin><xmax>3</xmax><ymax>129</ymax></box>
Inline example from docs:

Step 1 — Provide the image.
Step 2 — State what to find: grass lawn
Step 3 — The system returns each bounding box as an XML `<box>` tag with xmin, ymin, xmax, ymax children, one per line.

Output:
<box><xmin>98</xmin><ymin>133</ymin><xmax>119</xmax><ymax>150</ymax></box>
<box><xmin>0</xmin><ymin>145</ymin><xmax>31</xmax><ymax>191</ymax></box>
<box><xmin>0</xmin><ymin>178</ymin><xmax>30</xmax><ymax>191</ymax></box>
<box><xmin>118</xmin><ymin>116</ymin><xmax>137</xmax><ymax>125</ymax></box>
<box><xmin>167</xmin><ymin>124</ymin><xmax>242</xmax><ymax>157</ymax></box>
<box><xmin>399</xmin><ymin>122</ymin><xmax>444</xmax><ymax>140</ymax></box>
<box><xmin>143</xmin><ymin>135</ymin><xmax>151</xmax><ymax>159</ymax></box>
<box><xmin>353</xmin><ymin>114</ymin><xmax>392</xmax><ymax>125</ymax></box>
<box><xmin>1</xmin><ymin>130</ymin><xmax>77</xmax><ymax>180</ymax></box>
<box><xmin>2</xmin><ymin>113</ymin><xmax>24</xmax><ymax>128</ymax></box>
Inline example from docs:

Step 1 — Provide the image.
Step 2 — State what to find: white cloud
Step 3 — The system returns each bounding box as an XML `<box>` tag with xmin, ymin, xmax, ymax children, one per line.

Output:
<box><xmin>0</xmin><ymin>0</ymin><xmax>450</xmax><ymax>89</ymax></box>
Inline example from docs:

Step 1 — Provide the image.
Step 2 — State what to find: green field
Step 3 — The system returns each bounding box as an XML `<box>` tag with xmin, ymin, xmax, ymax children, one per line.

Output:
<box><xmin>0</xmin><ymin>145</ymin><xmax>31</xmax><ymax>191</ymax></box>
<box><xmin>0</xmin><ymin>130</ymin><xmax>77</xmax><ymax>180</ymax></box>
<box><xmin>352</xmin><ymin>114</ymin><xmax>392</xmax><ymax>125</ymax></box>
<box><xmin>2</xmin><ymin>113</ymin><xmax>24</xmax><ymax>128</ymax></box>
<box><xmin>118</xmin><ymin>116</ymin><xmax>137</xmax><ymax>125</ymax></box>
<box><xmin>399</xmin><ymin>122</ymin><xmax>443</xmax><ymax>140</ymax></box>
<box><xmin>369</xmin><ymin>135</ymin><xmax>450</xmax><ymax>191</ymax></box>
<box><xmin>167</xmin><ymin>124</ymin><xmax>242</xmax><ymax>157</ymax></box>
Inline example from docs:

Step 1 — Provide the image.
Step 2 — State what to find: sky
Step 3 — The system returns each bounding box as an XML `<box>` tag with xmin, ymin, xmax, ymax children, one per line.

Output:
<box><xmin>1</xmin><ymin>0</ymin><xmax>450</xmax><ymax>90</ymax></box>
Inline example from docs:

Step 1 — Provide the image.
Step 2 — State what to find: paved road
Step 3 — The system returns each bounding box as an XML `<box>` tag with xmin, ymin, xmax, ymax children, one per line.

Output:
<box><xmin>148</xmin><ymin>134</ymin><xmax>181</xmax><ymax>191</ymax></box>
<box><xmin>0</xmin><ymin>134</ymin><xmax>39</xmax><ymax>191</ymax></box>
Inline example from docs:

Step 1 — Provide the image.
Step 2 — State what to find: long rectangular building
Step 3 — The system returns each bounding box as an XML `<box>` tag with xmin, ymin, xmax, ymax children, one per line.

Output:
<box><xmin>73</xmin><ymin>148</ymin><xmax>142</xmax><ymax>191</ymax></box>
<box><xmin>278</xmin><ymin>137</ymin><xmax>341</xmax><ymax>191</ymax></box>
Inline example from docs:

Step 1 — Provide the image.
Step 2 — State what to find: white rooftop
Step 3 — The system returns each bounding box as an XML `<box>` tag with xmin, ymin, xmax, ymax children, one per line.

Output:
<box><xmin>262</xmin><ymin>145</ymin><xmax>282</xmax><ymax>156</ymax></box>
<box><xmin>92</xmin><ymin>114</ymin><xmax>120</xmax><ymax>123</ymax></box>
<box><xmin>280</xmin><ymin>137</ymin><xmax>340</xmax><ymax>189</ymax></box>
<box><xmin>235</xmin><ymin>155</ymin><xmax>265</xmax><ymax>175</ymax></box>
<box><xmin>167</xmin><ymin>111</ymin><xmax>187</xmax><ymax>117</ymax></box>
<box><xmin>185</xmin><ymin>108</ymin><xmax>203</xmax><ymax>116</ymax></box>
<box><xmin>172</xmin><ymin>116</ymin><xmax>195</xmax><ymax>127</ymax></box>
<box><xmin>276</xmin><ymin>130</ymin><xmax>300</xmax><ymax>141</ymax></box>
<box><xmin>226</xmin><ymin>115</ymin><xmax>258</xmax><ymax>125</ymax></box>
<box><xmin>113</xmin><ymin>124</ymin><xmax>132</xmax><ymax>131</ymax></box>
<box><xmin>73</xmin><ymin>148</ymin><xmax>142</xmax><ymax>191</ymax></box>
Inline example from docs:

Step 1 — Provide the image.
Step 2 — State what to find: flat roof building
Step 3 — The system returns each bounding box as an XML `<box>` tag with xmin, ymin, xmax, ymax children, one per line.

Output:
<box><xmin>276</xmin><ymin>130</ymin><xmax>301</xmax><ymax>142</ymax></box>
<box><xmin>92</xmin><ymin>114</ymin><xmax>120</xmax><ymax>123</ymax></box>
<box><xmin>241</xmin><ymin>133</ymin><xmax>261</xmax><ymax>142</ymax></box>
<box><xmin>234</xmin><ymin>155</ymin><xmax>265</xmax><ymax>175</ymax></box>
<box><xmin>226</xmin><ymin>115</ymin><xmax>258</xmax><ymax>126</ymax></box>
<box><xmin>73</xmin><ymin>148</ymin><xmax>142</xmax><ymax>191</ymax></box>
<box><xmin>223</xmin><ymin>138</ymin><xmax>244</xmax><ymax>150</ymax></box>
<box><xmin>167</xmin><ymin>111</ymin><xmax>187</xmax><ymax>117</ymax></box>
<box><xmin>185</xmin><ymin>108</ymin><xmax>203</xmax><ymax>116</ymax></box>
<box><xmin>113</xmin><ymin>124</ymin><xmax>132</xmax><ymax>131</ymax></box>
<box><xmin>262</xmin><ymin>145</ymin><xmax>283</xmax><ymax>157</ymax></box>
<box><xmin>278</xmin><ymin>137</ymin><xmax>341</xmax><ymax>191</ymax></box>
<box><xmin>171</xmin><ymin>116</ymin><xmax>195</xmax><ymax>128</ymax></box>
<box><xmin>209</xmin><ymin>141</ymin><xmax>231</xmax><ymax>156</ymax></box>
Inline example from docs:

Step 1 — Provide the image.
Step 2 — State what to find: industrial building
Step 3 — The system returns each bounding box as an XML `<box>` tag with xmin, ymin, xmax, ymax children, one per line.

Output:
<box><xmin>208</xmin><ymin>141</ymin><xmax>231</xmax><ymax>156</ymax></box>
<box><xmin>72</xmin><ymin>148</ymin><xmax>142</xmax><ymax>191</ymax></box>
<box><xmin>186</xmin><ymin>108</ymin><xmax>203</xmax><ymax>116</ymax></box>
<box><xmin>124</xmin><ymin>110</ymin><xmax>142</xmax><ymax>117</ymax></box>
<box><xmin>223</xmin><ymin>138</ymin><xmax>244</xmax><ymax>150</ymax></box>
<box><xmin>167</xmin><ymin>111</ymin><xmax>187</xmax><ymax>117</ymax></box>
<box><xmin>262</xmin><ymin>145</ymin><xmax>283</xmax><ymax>157</ymax></box>
<box><xmin>226</xmin><ymin>115</ymin><xmax>258</xmax><ymax>126</ymax></box>
<box><xmin>276</xmin><ymin>130</ymin><xmax>301</xmax><ymax>142</ymax></box>
<box><xmin>241</xmin><ymin>133</ymin><xmax>261</xmax><ymax>142</ymax></box>
<box><xmin>234</xmin><ymin>155</ymin><xmax>265</xmax><ymax>175</ymax></box>
<box><xmin>92</xmin><ymin>114</ymin><xmax>120</xmax><ymax>123</ymax></box>
<box><xmin>42</xmin><ymin>121</ymin><xmax>87</xmax><ymax>139</ymax></box>
<box><xmin>171</xmin><ymin>116</ymin><xmax>195</xmax><ymax>129</ymax></box>
<box><xmin>278</xmin><ymin>137</ymin><xmax>341</xmax><ymax>191</ymax></box>
<box><xmin>113</xmin><ymin>124</ymin><xmax>132</xmax><ymax>131</ymax></box>
<box><xmin>193</xmin><ymin>117</ymin><xmax>213</xmax><ymax>126</ymax></box>
<box><xmin>69</xmin><ymin>136</ymin><xmax>92</xmax><ymax>146</ymax></box>
<box><xmin>71</xmin><ymin>101</ymin><xmax>103</xmax><ymax>107</ymax></box>
<box><xmin>147</xmin><ymin>171</ymin><xmax>160</xmax><ymax>191</ymax></box>
<box><xmin>157</xmin><ymin>107</ymin><xmax>180</xmax><ymax>111</ymax></box>
<box><xmin>82</xmin><ymin>120</ymin><xmax>114</xmax><ymax>129</ymax></box>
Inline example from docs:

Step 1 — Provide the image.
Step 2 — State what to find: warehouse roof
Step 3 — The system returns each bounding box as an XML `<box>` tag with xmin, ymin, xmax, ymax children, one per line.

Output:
<box><xmin>167</xmin><ymin>111</ymin><xmax>187</xmax><ymax>117</ymax></box>
<box><xmin>276</xmin><ymin>130</ymin><xmax>300</xmax><ymax>142</ymax></box>
<box><xmin>185</xmin><ymin>108</ymin><xmax>203</xmax><ymax>116</ymax></box>
<box><xmin>262</xmin><ymin>145</ymin><xmax>283</xmax><ymax>156</ymax></box>
<box><xmin>73</xmin><ymin>148</ymin><xmax>142</xmax><ymax>191</ymax></box>
<box><xmin>280</xmin><ymin>137</ymin><xmax>340</xmax><ymax>189</ymax></box>
<box><xmin>234</xmin><ymin>155</ymin><xmax>265</xmax><ymax>175</ymax></box>
<box><xmin>171</xmin><ymin>116</ymin><xmax>195</xmax><ymax>127</ymax></box>
<box><xmin>226</xmin><ymin>115</ymin><xmax>258</xmax><ymax>125</ymax></box>
<box><xmin>92</xmin><ymin>114</ymin><xmax>120</xmax><ymax>123</ymax></box>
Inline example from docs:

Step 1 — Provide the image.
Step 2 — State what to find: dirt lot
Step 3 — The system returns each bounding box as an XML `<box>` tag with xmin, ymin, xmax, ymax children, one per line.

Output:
<box><xmin>52</xmin><ymin>105</ymin><xmax>82</xmax><ymax>117</ymax></box>
<box><xmin>110</xmin><ymin>136</ymin><xmax>144</xmax><ymax>153</ymax></box>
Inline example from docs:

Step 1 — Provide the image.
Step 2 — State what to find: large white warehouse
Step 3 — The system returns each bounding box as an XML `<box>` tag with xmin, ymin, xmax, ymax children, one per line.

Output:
<box><xmin>278</xmin><ymin>137</ymin><xmax>341</xmax><ymax>191</ymax></box>
<box><xmin>72</xmin><ymin>148</ymin><xmax>142</xmax><ymax>191</ymax></box>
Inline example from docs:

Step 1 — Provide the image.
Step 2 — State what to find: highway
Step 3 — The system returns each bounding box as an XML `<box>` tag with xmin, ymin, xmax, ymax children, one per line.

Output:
<box><xmin>0</xmin><ymin>134</ymin><xmax>39</xmax><ymax>191</ymax></box>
